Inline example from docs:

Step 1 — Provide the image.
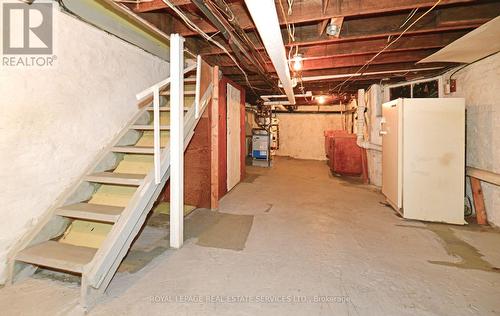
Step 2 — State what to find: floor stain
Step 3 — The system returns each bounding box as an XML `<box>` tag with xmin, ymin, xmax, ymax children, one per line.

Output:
<box><xmin>186</xmin><ymin>209</ymin><xmax>254</xmax><ymax>251</ymax></box>
<box><xmin>118</xmin><ymin>246</ymin><xmax>168</xmax><ymax>273</ymax></box>
<box><xmin>242</xmin><ymin>173</ymin><xmax>260</xmax><ymax>183</ymax></box>
<box><xmin>263</xmin><ymin>203</ymin><xmax>273</xmax><ymax>213</ymax></box>
<box><xmin>399</xmin><ymin>223</ymin><xmax>500</xmax><ymax>273</ymax></box>
<box><xmin>117</xmin><ymin>209</ymin><xmax>255</xmax><ymax>273</ymax></box>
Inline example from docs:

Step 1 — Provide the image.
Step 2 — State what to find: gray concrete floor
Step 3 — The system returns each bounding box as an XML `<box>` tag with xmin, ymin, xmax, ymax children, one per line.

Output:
<box><xmin>1</xmin><ymin>157</ymin><xmax>500</xmax><ymax>315</ymax></box>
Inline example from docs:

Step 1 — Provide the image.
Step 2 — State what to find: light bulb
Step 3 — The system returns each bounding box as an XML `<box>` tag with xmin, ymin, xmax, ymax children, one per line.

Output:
<box><xmin>292</xmin><ymin>54</ymin><xmax>303</xmax><ymax>72</ymax></box>
<box><xmin>317</xmin><ymin>95</ymin><xmax>326</xmax><ymax>104</ymax></box>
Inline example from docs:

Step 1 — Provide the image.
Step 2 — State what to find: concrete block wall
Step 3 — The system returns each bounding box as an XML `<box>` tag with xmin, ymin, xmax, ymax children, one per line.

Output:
<box><xmin>0</xmin><ymin>8</ymin><xmax>169</xmax><ymax>283</ymax></box>
<box><xmin>444</xmin><ymin>53</ymin><xmax>500</xmax><ymax>226</ymax></box>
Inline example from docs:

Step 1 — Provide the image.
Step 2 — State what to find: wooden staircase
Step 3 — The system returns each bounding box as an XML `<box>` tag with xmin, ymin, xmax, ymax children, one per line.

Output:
<box><xmin>7</xmin><ymin>55</ymin><xmax>214</xmax><ymax>310</ymax></box>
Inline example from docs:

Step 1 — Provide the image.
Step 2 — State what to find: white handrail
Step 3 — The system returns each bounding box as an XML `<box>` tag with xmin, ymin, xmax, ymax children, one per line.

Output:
<box><xmin>135</xmin><ymin>63</ymin><xmax>196</xmax><ymax>184</ymax></box>
<box><xmin>136</xmin><ymin>63</ymin><xmax>196</xmax><ymax>102</ymax></box>
<box><xmin>195</xmin><ymin>55</ymin><xmax>202</xmax><ymax>119</ymax></box>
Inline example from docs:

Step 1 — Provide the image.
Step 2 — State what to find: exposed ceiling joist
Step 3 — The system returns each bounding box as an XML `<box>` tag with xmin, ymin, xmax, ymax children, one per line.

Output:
<box><xmin>139</xmin><ymin>0</ymin><xmax>479</xmax><ymax>36</ymax></box>
<box><xmin>196</xmin><ymin>1</ymin><xmax>500</xmax><ymax>55</ymax></box>
<box><xmin>245</xmin><ymin>0</ymin><xmax>295</xmax><ymax>104</ymax></box>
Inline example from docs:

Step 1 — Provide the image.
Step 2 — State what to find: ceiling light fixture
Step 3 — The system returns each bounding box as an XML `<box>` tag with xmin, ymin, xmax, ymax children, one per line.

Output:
<box><xmin>292</xmin><ymin>53</ymin><xmax>303</xmax><ymax>71</ymax></box>
<box><xmin>317</xmin><ymin>95</ymin><xmax>326</xmax><ymax>104</ymax></box>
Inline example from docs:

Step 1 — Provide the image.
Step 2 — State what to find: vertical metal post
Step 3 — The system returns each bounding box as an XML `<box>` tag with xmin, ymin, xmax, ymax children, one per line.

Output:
<box><xmin>170</xmin><ymin>34</ymin><xmax>185</xmax><ymax>249</ymax></box>
<box><xmin>153</xmin><ymin>86</ymin><xmax>161</xmax><ymax>184</ymax></box>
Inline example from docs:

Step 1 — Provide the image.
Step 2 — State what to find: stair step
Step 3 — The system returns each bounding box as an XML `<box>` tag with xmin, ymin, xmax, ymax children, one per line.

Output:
<box><xmin>111</xmin><ymin>146</ymin><xmax>164</xmax><ymax>154</ymax></box>
<box><xmin>160</xmin><ymin>90</ymin><xmax>196</xmax><ymax>96</ymax></box>
<box><xmin>16</xmin><ymin>241</ymin><xmax>97</xmax><ymax>274</ymax></box>
<box><xmin>131</xmin><ymin>125</ymin><xmax>170</xmax><ymax>131</ymax></box>
<box><xmin>56</xmin><ymin>203</ymin><xmax>124</xmax><ymax>223</ymax></box>
<box><xmin>85</xmin><ymin>172</ymin><xmax>144</xmax><ymax>186</ymax></box>
<box><xmin>146</xmin><ymin>106</ymin><xmax>189</xmax><ymax>111</ymax></box>
<box><xmin>185</xmin><ymin>77</ymin><xmax>196</xmax><ymax>83</ymax></box>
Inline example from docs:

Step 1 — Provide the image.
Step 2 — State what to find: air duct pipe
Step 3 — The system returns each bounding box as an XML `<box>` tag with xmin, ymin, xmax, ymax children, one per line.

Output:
<box><xmin>356</xmin><ymin>89</ymin><xmax>382</xmax><ymax>151</ymax></box>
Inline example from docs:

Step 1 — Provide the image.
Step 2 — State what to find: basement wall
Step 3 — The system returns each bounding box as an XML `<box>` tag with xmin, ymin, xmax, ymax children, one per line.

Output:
<box><xmin>0</xmin><ymin>9</ymin><xmax>168</xmax><ymax>283</ymax></box>
<box><xmin>276</xmin><ymin>113</ymin><xmax>342</xmax><ymax>160</ymax></box>
<box><xmin>444</xmin><ymin>52</ymin><xmax>500</xmax><ymax>226</ymax></box>
<box><xmin>359</xmin><ymin>85</ymin><xmax>383</xmax><ymax>187</ymax></box>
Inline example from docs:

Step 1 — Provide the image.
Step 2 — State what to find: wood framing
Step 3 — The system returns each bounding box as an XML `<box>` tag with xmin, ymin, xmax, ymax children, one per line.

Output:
<box><xmin>210</xmin><ymin>66</ymin><xmax>220</xmax><ymax>209</ymax></box>
<box><xmin>170</xmin><ymin>33</ymin><xmax>185</xmax><ymax>249</ymax></box>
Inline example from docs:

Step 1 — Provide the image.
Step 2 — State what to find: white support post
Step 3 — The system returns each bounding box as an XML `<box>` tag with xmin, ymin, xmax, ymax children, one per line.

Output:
<box><xmin>153</xmin><ymin>86</ymin><xmax>161</xmax><ymax>184</ymax></box>
<box><xmin>195</xmin><ymin>55</ymin><xmax>202</xmax><ymax>119</ymax></box>
<box><xmin>170</xmin><ymin>34</ymin><xmax>185</xmax><ymax>249</ymax></box>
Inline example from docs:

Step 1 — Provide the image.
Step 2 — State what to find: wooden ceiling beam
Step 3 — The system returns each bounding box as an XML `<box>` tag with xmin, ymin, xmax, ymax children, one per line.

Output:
<box><xmin>133</xmin><ymin>0</ymin><xmax>194</xmax><ymax>12</ymax></box>
<box><xmin>298</xmin><ymin>62</ymin><xmax>450</xmax><ymax>77</ymax></box>
<box><xmin>158</xmin><ymin>0</ymin><xmax>481</xmax><ymax>36</ymax></box>
<box><xmin>290</xmin><ymin>49</ymin><xmax>440</xmax><ymax>72</ymax></box>
<box><xmin>197</xmin><ymin>1</ymin><xmax>500</xmax><ymax>55</ymax></box>
<box><xmin>201</xmin><ymin>30</ymin><xmax>465</xmax><ymax>62</ymax></box>
<box><xmin>209</xmin><ymin>47</ymin><xmax>441</xmax><ymax>70</ymax></box>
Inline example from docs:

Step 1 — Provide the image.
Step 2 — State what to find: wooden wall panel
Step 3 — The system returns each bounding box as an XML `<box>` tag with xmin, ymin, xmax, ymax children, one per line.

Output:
<box><xmin>240</xmin><ymin>88</ymin><xmax>246</xmax><ymax>181</ymax></box>
<box><xmin>210</xmin><ymin>66</ymin><xmax>220</xmax><ymax>209</ymax></box>
<box><xmin>218</xmin><ymin>77</ymin><xmax>228</xmax><ymax>198</ymax></box>
<box><xmin>162</xmin><ymin>105</ymin><xmax>212</xmax><ymax>208</ymax></box>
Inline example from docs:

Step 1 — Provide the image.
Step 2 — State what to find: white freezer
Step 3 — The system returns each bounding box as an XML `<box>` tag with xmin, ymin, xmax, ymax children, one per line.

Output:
<box><xmin>381</xmin><ymin>98</ymin><xmax>465</xmax><ymax>225</ymax></box>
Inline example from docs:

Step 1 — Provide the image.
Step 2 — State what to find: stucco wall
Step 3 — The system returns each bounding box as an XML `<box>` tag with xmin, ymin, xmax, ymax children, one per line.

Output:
<box><xmin>365</xmin><ymin>85</ymin><xmax>383</xmax><ymax>187</ymax></box>
<box><xmin>0</xmin><ymin>9</ymin><xmax>169</xmax><ymax>283</ymax></box>
<box><xmin>276</xmin><ymin>113</ymin><xmax>342</xmax><ymax>160</ymax></box>
<box><xmin>445</xmin><ymin>53</ymin><xmax>500</xmax><ymax>226</ymax></box>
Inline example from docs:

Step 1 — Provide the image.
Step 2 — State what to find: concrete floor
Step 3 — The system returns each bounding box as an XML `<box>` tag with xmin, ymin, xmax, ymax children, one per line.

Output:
<box><xmin>1</xmin><ymin>157</ymin><xmax>500</xmax><ymax>315</ymax></box>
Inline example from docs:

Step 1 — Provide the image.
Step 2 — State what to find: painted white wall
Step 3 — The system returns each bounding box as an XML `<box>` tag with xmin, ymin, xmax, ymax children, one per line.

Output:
<box><xmin>365</xmin><ymin>85</ymin><xmax>383</xmax><ymax>187</ymax></box>
<box><xmin>0</xmin><ymin>9</ymin><xmax>169</xmax><ymax>283</ymax></box>
<box><xmin>444</xmin><ymin>53</ymin><xmax>500</xmax><ymax>226</ymax></box>
<box><xmin>275</xmin><ymin>113</ymin><xmax>342</xmax><ymax>160</ymax></box>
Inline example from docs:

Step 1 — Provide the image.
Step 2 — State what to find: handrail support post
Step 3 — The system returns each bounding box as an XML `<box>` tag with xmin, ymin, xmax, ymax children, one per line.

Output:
<box><xmin>170</xmin><ymin>33</ymin><xmax>185</xmax><ymax>249</ymax></box>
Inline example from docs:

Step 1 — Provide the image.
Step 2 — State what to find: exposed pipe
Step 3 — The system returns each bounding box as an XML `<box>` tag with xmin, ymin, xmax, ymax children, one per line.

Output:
<box><xmin>245</xmin><ymin>0</ymin><xmax>296</xmax><ymax>104</ymax></box>
<box><xmin>356</xmin><ymin>89</ymin><xmax>382</xmax><ymax>151</ymax></box>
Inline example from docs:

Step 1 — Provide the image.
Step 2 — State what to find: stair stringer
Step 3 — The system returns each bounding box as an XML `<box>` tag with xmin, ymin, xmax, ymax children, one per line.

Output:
<box><xmin>6</xmin><ymin>107</ymin><xmax>152</xmax><ymax>285</ymax></box>
<box><xmin>80</xmin><ymin>84</ymin><xmax>213</xmax><ymax>310</ymax></box>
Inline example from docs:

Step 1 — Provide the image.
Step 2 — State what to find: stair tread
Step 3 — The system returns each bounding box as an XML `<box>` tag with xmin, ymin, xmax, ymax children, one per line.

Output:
<box><xmin>161</xmin><ymin>90</ymin><xmax>196</xmax><ymax>96</ymax></box>
<box><xmin>111</xmin><ymin>146</ymin><xmax>166</xmax><ymax>154</ymax></box>
<box><xmin>131</xmin><ymin>125</ymin><xmax>170</xmax><ymax>130</ymax></box>
<box><xmin>146</xmin><ymin>106</ymin><xmax>189</xmax><ymax>111</ymax></box>
<box><xmin>16</xmin><ymin>241</ymin><xmax>96</xmax><ymax>273</ymax></box>
<box><xmin>56</xmin><ymin>203</ymin><xmax>124</xmax><ymax>222</ymax></box>
<box><xmin>85</xmin><ymin>172</ymin><xmax>145</xmax><ymax>186</ymax></box>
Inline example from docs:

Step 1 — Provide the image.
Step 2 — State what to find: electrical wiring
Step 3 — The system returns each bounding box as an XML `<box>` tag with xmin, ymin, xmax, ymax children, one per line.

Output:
<box><xmin>213</xmin><ymin>0</ymin><xmax>270</xmax><ymax>71</ymax></box>
<box><xmin>211</xmin><ymin>0</ymin><xmax>235</xmax><ymax>22</ymax></box>
<box><xmin>399</xmin><ymin>8</ymin><xmax>418</xmax><ymax>29</ymax></box>
<box><xmin>160</xmin><ymin>0</ymin><xmax>257</xmax><ymax>92</ymax></box>
<box><xmin>278</xmin><ymin>0</ymin><xmax>295</xmax><ymax>43</ymax></box>
<box><xmin>449</xmin><ymin>51</ymin><xmax>499</xmax><ymax>79</ymax></box>
<box><xmin>287</xmin><ymin>0</ymin><xmax>294</xmax><ymax>15</ymax></box>
<box><xmin>113</xmin><ymin>0</ymin><xmax>152</xmax><ymax>3</ymax></box>
<box><xmin>333</xmin><ymin>0</ymin><xmax>443</xmax><ymax>95</ymax></box>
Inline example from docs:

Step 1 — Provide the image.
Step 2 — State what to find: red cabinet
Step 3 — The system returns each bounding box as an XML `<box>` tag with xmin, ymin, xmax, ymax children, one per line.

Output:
<box><xmin>324</xmin><ymin>130</ymin><xmax>363</xmax><ymax>176</ymax></box>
